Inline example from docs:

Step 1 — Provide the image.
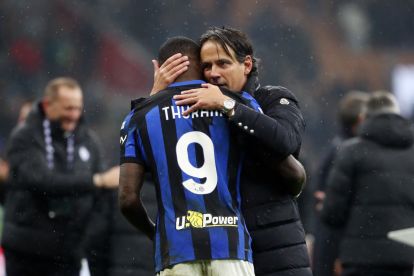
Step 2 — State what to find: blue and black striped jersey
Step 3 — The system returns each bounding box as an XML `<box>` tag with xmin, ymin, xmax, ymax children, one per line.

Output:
<box><xmin>120</xmin><ymin>80</ymin><xmax>262</xmax><ymax>272</ymax></box>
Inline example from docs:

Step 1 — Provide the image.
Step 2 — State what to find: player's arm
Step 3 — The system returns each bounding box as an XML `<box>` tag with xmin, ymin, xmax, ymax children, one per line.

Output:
<box><xmin>119</xmin><ymin>111</ymin><xmax>155</xmax><ymax>240</ymax></box>
<box><xmin>273</xmin><ymin>155</ymin><xmax>306</xmax><ymax>197</ymax></box>
<box><xmin>119</xmin><ymin>163</ymin><xmax>155</xmax><ymax>240</ymax></box>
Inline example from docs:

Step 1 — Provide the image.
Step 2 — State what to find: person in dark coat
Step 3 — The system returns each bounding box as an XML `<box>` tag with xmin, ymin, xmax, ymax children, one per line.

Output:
<box><xmin>152</xmin><ymin>26</ymin><xmax>311</xmax><ymax>276</ymax></box>
<box><xmin>0</xmin><ymin>100</ymin><xmax>33</xmax><ymax>205</ymax></box>
<box><xmin>322</xmin><ymin>91</ymin><xmax>414</xmax><ymax>276</ymax></box>
<box><xmin>312</xmin><ymin>91</ymin><xmax>368</xmax><ymax>276</ymax></box>
<box><xmin>2</xmin><ymin>77</ymin><xmax>119</xmax><ymax>276</ymax></box>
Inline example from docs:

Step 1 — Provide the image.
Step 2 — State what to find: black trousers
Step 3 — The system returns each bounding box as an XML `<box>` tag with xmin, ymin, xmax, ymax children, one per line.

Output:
<box><xmin>343</xmin><ymin>266</ymin><xmax>413</xmax><ymax>276</ymax></box>
<box><xmin>4</xmin><ymin>248</ymin><xmax>80</xmax><ymax>276</ymax></box>
<box><xmin>312</xmin><ymin>222</ymin><xmax>342</xmax><ymax>276</ymax></box>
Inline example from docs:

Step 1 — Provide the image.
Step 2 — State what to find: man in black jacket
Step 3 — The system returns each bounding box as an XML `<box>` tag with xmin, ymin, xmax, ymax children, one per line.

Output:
<box><xmin>313</xmin><ymin>91</ymin><xmax>368</xmax><ymax>276</ymax></box>
<box><xmin>153</xmin><ymin>27</ymin><xmax>311</xmax><ymax>276</ymax></box>
<box><xmin>322</xmin><ymin>91</ymin><xmax>414</xmax><ymax>276</ymax></box>
<box><xmin>3</xmin><ymin>77</ymin><xmax>119</xmax><ymax>276</ymax></box>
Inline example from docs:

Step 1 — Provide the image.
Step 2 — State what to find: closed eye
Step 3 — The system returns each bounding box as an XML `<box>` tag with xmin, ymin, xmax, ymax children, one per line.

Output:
<box><xmin>201</xmin><ymin>63</ymin><xmax>211</xmax><ymax>71</ymax></box>
<box><xmin>216</xmin><ymin>59</ymin><xmax>231</xmax><ymax>67</ymax></box>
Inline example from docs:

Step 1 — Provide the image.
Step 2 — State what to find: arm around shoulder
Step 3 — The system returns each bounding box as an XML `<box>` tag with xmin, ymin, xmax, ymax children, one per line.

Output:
<box><xmin>229</xmin><ymin>86</ymin><xmax>305</xmax><ymax>158</ymax></box>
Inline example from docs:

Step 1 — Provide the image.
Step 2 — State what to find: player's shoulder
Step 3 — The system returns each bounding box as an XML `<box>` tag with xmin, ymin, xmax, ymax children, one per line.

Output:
<box><xmin>120</xmin><ymin>90</ymin><xmax>172</xmax><ymax>131</ymax></box>
<box><xmin>131</xmin><ymin>92</ymin><xmax>168</xmax><ymax>112</ymax></box>
<box><xmin>120</xmin><ymin>108</ymin><xmax>139</xmax><ymax>132</ymax></box>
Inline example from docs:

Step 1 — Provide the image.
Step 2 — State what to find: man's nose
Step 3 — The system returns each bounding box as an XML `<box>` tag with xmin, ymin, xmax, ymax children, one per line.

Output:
<box><xmin>209</xmin><ymin>76</ymin><xmax>221</xmax><ymax>84</ymax></box>
<box><xmin>209</xmin><ymin>67</ymin><xmax>221</xmax><ymax>82</ymax></box>
<box><xmin>210</xmin><ymin>65</ymin><xmax>221</xmax><ymax>76</ymax></box>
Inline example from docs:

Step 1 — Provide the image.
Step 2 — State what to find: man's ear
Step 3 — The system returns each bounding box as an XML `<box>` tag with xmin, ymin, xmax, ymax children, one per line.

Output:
<box><xmin>42</xmin><ymin>99</ymin><xmax>49</xmax><ymax>111</ymax></box>
<box><xmin>244</xmin><ymin>55</ymin><xmax>253</xmax><ymax>75</ymax></box>
<box><xmin>42</xmin><ymin>98</ymin><xmax>54</xmax><ymax>117</ymax></box>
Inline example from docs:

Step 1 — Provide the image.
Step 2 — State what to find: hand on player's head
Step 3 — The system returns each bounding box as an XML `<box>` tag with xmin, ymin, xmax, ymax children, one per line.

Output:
<box><xmin>150</xmin><ymin>53</ymin><xmax>190</xmax><ymax>95</ymax></box>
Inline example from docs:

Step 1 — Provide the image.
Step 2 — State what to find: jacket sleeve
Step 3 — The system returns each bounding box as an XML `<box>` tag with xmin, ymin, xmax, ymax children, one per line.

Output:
<box><xmin>6</xmin><ymin>127</ymin><xmax>95</xmax><ymax>196</ymax></box>
<box><xmin>229</xmin><ymin>86</ymin><xmax>305</xmax><ymax>158</ymax></box>
<box><xmin>321</xmin><ymin>142</ymin><xmax>356</xmax><ymax>227</ymax></box>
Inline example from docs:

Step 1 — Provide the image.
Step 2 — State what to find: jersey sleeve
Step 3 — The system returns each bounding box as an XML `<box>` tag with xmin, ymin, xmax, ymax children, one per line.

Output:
<box><xmin>119</xmin><ymin>111</ymin><xmax>147</xmax><ymax>166</ymax></box>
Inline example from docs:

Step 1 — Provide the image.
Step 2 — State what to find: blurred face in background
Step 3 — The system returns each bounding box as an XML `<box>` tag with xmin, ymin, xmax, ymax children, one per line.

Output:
<box><xmin>200</xmin><ymin>40</ymin><xmax>252</xmax><ymax>92</ymax></box>
<box><xmin>17</xmin><ymin>102</ymin><xmax>33</xmax><ymax>124</ymax></box>
<box><xmin>44</xmin><ymin>86</ymin><xmax>83</xmax><ymax>132</ymax></box>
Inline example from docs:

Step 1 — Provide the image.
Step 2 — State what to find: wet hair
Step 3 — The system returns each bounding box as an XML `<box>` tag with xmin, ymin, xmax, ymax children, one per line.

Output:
<box><xmin>158</xmin><ymin>36</ymin><xmax>200</xmax><ymax>66</ymax></box>
<box><xmin>366</xmin><ymin>90</ymin><xmax>400</xmax><ymax>115</ymax></box>
<box><xmin>200</xmin><ymin>26</ymin><xmax>258</xmax><ymax>76</ymax></box>
<box><xmin>339</xmin><ymin>91</ymin><xmax>369</xmax><ymax>130</ymax></box>
<box><xmin>44</xmin><ymin>77</ymin><xmax>81</xmax><ymax>101</ymax></box>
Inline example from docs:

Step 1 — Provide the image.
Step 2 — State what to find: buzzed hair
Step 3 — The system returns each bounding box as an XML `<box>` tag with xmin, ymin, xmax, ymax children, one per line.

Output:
<box><xmin>339</xmin><ymin>91</ymin><xmax>369</xmax><ymax>129</ymax></box>
<box><xmin>366</xmin><ymin>90</ymin><xmax>400</xmax><ymax>115</ymax></box>
<box><xmin>44</xmin><ymin>77</ymin><xmax>81</xmax><ymax>101</ymax></box>
<box><xmin>158</xmin><ymin>36</ymin><xmax>200</xmax><ymax>66</ymax></box>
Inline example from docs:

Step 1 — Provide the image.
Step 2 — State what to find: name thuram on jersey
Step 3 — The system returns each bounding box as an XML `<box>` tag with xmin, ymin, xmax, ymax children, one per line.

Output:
<box><xmin>161</xmin><ymin>105</ymin><xmax>224</xmax><ymax>121</ymax></box>
<box><xmin>176</xmin><ymin>210</ymin><xmax>239</xmax><ymax>230</ymax></box>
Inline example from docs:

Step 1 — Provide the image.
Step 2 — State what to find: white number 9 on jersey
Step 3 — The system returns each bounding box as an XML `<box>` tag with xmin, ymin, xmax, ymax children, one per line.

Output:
<box><xmin>176</xmin><ymin>131</ymin><xmax>218</xmax><ymax>195</ymax></box>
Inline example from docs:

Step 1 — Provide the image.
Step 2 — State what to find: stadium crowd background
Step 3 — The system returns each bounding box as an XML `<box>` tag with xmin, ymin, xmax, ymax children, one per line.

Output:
<box><xmin>1</xmin><ymin>0</ymin><xmax>414</xmax><ymax>247</ymax></box>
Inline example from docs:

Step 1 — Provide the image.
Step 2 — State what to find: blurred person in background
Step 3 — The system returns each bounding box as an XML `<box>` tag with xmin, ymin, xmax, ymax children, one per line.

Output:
<box><xmin>322</xmin><ymin>91</ymin><xmax>414</xmax><ymax>276</ymax></box>
<box><xmin>0</xmin><ymin>99</ymin><xmax>34</xmax><ymax>204</ymax></box>
<box><xmin>2</xmin><ymin>77</ymin><xmax>119</xmax><ymax>276</ymax></box>
<box><xmin>16</xmin><ymin>99</ymin><xmax>34</xmax><ymax>125</ymax></box>
<box><xmin>0</xmin><ymin>99</ymin><xmax>34</xmax><ymax>276</ymax></box>
<box><xmin>312</xmin><ymin>91</ymin><xmax>368</xmax><ymax>276</ymax></box>
<box><xmin>0</xmin><ymin>160</ymin><xmax>7</xmax><ymax>181</ymax></box>
<box><xmin>0</xmin><ymin>160</ymin><xmax>9</xmax><ymax>203</ymax></box>
<box><xmin>151</xmin><ymin>26</ymin><xmax>310</xmax><ymax>276</ymax></box>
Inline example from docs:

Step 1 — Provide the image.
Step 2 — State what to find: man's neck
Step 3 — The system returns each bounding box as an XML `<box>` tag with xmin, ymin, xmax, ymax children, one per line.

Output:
<box><xmin>174</xmin><ymin>71</ymin><xmax>202</xmax><ymax>83</ymax></box>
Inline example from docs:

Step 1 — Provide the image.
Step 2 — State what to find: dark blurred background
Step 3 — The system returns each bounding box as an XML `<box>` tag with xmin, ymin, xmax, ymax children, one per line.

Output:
<box><xmin>1</xmin><ymin>0</ymin><xmax>414</xmax><ymax>198</ymax></box>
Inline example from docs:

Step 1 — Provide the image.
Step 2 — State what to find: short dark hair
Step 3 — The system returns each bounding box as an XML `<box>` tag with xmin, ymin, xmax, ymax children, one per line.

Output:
<box><xmin>158</xmin><ymin>36</ymin><xmax>200</xmax><ymax>66</ymax></box>
<box><xmin>200</xmin><ymin>27</ymin><xmax>258</xmax><ymax>76</ymax></box>
<box><xmin>366</xmin><ymin>90</ymin><xmax>399</xmax><ymax>115</ymax></box>
<box><xmin>339</xmin><ymin>91</ymin><xmax>369</xmax><ymax>129</ymax></box>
